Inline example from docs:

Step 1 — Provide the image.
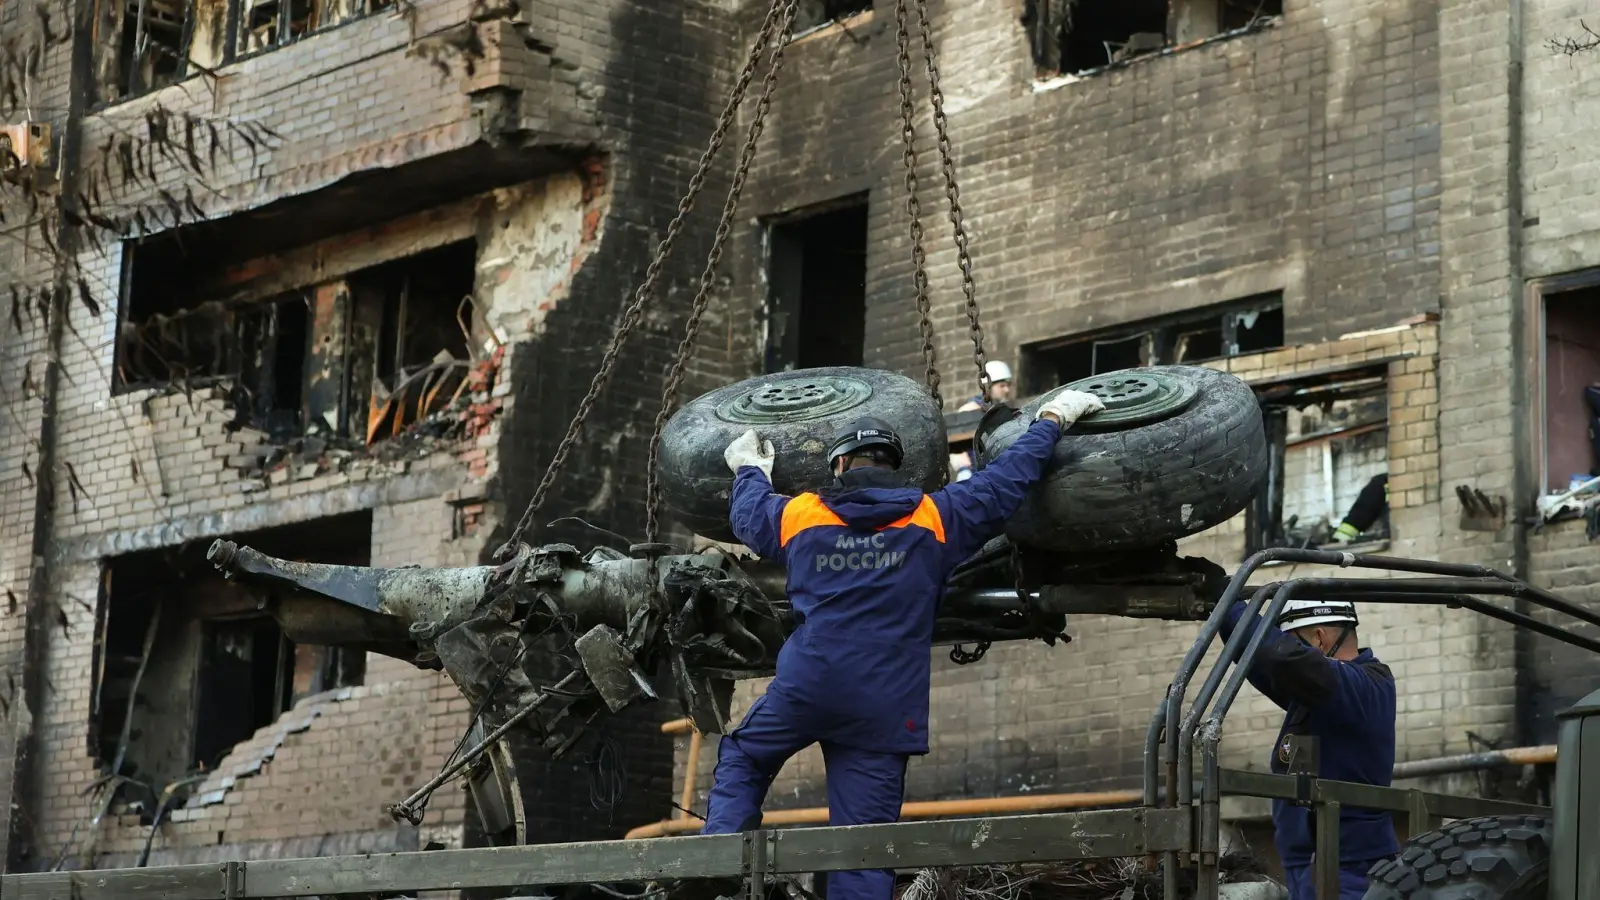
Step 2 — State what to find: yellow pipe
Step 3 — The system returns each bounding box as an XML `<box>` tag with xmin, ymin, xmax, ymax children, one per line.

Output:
<box><xmin>678</xmin><ymin>730</ymin><xmax>703</xmax><ymax>818</ymax></box>
<box><xmin>625</xmin><ymin>789</ymin><xmax>1144</xmax><ymax>839</ymax></box>
<box><xmin>662</xmin><ymin>717</ymin><xmax>693</xmax><ymax>735</ymax></box>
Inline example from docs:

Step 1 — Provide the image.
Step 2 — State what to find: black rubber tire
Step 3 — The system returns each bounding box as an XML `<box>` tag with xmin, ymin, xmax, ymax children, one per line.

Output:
<box><xmin>1363</xmin><ymin>815</ymin><xmax>1551</xmax><ymax>900</ymax></box>
<box><xmin>658</xmin><ymin>367</ymin><xmax>947</xmax><ymax>542</ymax></box>
<box><xmin>974</xmin><ymin>365</ymin><xmax>1266</xmax><ymax>552</ymax></box>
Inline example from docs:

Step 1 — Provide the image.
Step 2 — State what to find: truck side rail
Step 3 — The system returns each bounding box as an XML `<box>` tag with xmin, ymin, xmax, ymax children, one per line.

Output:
<box><xmin>0</xmin><ymin>773</ymin><xmax>1546</xmax><ymax>900</ymax></box>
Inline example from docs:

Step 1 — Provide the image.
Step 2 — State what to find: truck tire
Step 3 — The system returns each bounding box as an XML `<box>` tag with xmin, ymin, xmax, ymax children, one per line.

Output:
<box><xmin>658</xmin><ymin>367</ymin><xmax>947</xmax><ymax>543</ymax></box>
<box><xmin>975</xmin><ymin>365</ymin><xmax>1267</xmax><ymax>552</ymax></box>
<box><xmin>1362</xmin><ymin>815</ymin><xmax>1551</xmax><ymax>900</ymax></box>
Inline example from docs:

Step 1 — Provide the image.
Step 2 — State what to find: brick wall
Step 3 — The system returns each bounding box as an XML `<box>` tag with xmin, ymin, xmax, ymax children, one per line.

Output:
<box><xmin>1515</xmin><ymin>1</ymin><xmax>1600</xmax><ymax>744</ymax></box>
<box><xmin>719</xmin><ymin>0</ymin><xmax>1442</xmax><ymax>402</ymax></box>
<box><xmin>1</xmin><ymin>0</ymin><xmax>749</xmax><ymax>869</ymax></box>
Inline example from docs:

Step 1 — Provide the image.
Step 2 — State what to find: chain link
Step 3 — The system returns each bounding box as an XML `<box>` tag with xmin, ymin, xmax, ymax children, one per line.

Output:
<box><xmin>948</xmin><ymin>641</ymin><xmax>989</xmax><ymax>665</ymax></box>
<box><xmin>913</xmin><ymin>0</ymin><xmax>988</xmax><ymax>405</ymax></box>
<box><xmin>894</xmin><ymin>0</ymin><xmax>941</xmax><ymax>409</ymax></box>
<box><xmin>644</xmin><ymin>0</ymin><xmax>801</xmax><ymax>545</ymax></box>
<box><xmin>500</xmin><ymin>0</ymin><xmax>791</xmax><ymax>557</ymax></box>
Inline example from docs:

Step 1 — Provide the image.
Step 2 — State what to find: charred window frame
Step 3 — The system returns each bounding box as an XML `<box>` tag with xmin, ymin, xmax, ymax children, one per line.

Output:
<box><xmin>1019</xmin><ymin>292</ymin><xmax>1284</xmax><ymax>395</ymax></box>
<box><xmin>89</xmin><ymin>513</ymin><xmax>370</xmax><ymax>820</ymax></box>
<box><xmin>763</xmin><ymin>195</ymin><xmax>870</xmax><ymax>374</ymax></box>
<box><xmin>96</xmin><ymin>0</ymin><xmax>397</xmax><ymax>103</ymax></box>
<box><xmin>1023</xmin><ymin>0</ymin><xmax>1283</xmax><ymax>78</ymax></box>
<box><xmin>1526</xmin><ymin>270</ymin><xmax>1600</xmax><ymax>498</ymax></box>
<box><xmin>791</xmin><ymin>0</ymin><xmax>872</xmax><ymax>36</ymax></box>
<box><xmin>113</xmin><ymin>237</ymin><xmax>476</xmax><ymax>444</ymax></box>
<box><xmin>1245</xmin><ymin>363</ymin><xmax>1392</xmax><ymax>556</ymax></box>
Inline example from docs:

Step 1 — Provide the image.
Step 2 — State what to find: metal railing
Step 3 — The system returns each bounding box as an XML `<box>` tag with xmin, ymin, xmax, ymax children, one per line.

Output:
<box><xmin>1146</xmin><ymin>547</ymin><xmax>1588</xmax><ymax>899</ymax></box>
<box><xmin>0</xmin><ymin>774</ymin><xmax>1544</xmax><ymax>900</ymax></box>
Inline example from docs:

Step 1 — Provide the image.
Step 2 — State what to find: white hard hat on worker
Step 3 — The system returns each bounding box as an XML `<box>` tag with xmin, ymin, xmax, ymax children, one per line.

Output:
<box><xmin>1276</xmin><ymin>598</ymin><xmax>1359</xmax><ymax>632</ymax></box>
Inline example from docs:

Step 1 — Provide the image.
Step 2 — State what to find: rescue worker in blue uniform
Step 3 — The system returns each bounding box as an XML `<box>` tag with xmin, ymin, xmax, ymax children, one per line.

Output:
<box><xmin>1219</xmin><ymin>597</ymin><xmax>1398</xmax><ymax>900</ymax></box>
<box><xmin>701</xmin><ymin>388</ymin><xmax>1107</xmax><ymax>900</ymax></box>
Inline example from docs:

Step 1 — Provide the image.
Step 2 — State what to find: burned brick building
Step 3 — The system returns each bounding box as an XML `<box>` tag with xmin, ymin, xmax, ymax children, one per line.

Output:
<box><xmin>0</xmin><ymin>0</ymin><xmax>758</xmax><ymax>871</ymax></box>
<box><xmin>1</xmin><ymin>0</ymin><xmax>1599</xmax><ymax>877</ymax></box>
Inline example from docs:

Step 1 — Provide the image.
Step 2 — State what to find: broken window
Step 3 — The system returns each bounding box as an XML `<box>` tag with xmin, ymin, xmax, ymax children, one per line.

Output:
<box><xmin>1024</xmin><ymin>0</ymin><xmax>1283</xmax><ymax>77</ymax></box>
<box><xmin>91</xmin><ymin>513</ymin><xmax>370</xmax><ymax>818</ymax></box>
<box><xmin>115</xmin><ymin>238</ymin><xmax>475</xmax><ymax>445</ymax></box>
<box><xmin>95</xmin><ymin>0</ymin><xmax>393</xmax><ymax>102</ymax></box>
<box><xmin>1021</xmin><ymin>292</ymin><xmax>1284</xmax><ymax>394</ymax></box>
<box><xmin>1245</xmin><ymin>366</ymin><xmax>1390</xmax><ymax>555</ymax></box>
<box><xmin>764</xmin><ymin>197</ymin><xmax>869</xmax><ymax>373</ymax></box>
<box><xmin>792</xmin><ymin>0</ymin><xmax>872</xmax><ymax>35</ymax></box>
<box><xmin>1540</xmin><ymin>284</ymin><xmax>1600</xmax><ymax>494</ymax></box>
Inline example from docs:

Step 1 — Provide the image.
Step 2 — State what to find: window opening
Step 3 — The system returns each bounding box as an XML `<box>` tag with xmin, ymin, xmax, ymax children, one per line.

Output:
<box><xmin>1060</xmin><ymin>0</ymin><xmax>1167</xmax><ymax>73</ymax></box>
<box><xmin>1541</xmin><ymin>285</ymin><xmax>1600</xmax><ymax>494</ymax></box>
<box><xmin>793</xmin><ymin>0</ymin><xmax>872</xmax><ymax>35</ymax></box>
<box><xmin>1246</xmin><ymin>368</ymin><xmax>1390</xmax><ymax>555</ymax></box>
<box><xmin>765</xmin><ymin>199</ymin><xmax>869</xmax><ymax>373</ymax></box>
<box><xmin>92</xmin><ymin>513</ymin><xmax>371</xmax><ymax>820</ymax></box>
<box><xmin>97</xmin><ymin>0</ymin><xmax>393</xmax><ymax>103</ymax></box>
<box><xmin>117</xmin><ymin>238</ymin><xmax>475</xmax><ymax>444</ymax></box>
<box><xmin>1026</xmin><ymin>0</ymin><xmax>1283</xmax><ymax>77</ymax></box>
<box><xmin>1021</xmin><ymin>291</ymin><xmax>1284</xmax><ymax>394</ymax></box>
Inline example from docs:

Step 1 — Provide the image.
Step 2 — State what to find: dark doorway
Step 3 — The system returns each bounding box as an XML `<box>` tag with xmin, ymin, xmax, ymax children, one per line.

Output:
<box><xmin>765</xmin><ymin>199</ymin><xmax>869</xmax><ymax>373</ymax></box>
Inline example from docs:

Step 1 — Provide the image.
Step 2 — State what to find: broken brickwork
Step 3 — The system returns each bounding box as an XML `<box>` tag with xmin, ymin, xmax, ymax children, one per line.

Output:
<box><xmin>0</xmin><ymin>0</ymin><xmax>742</xmax><ymax>873</ymax></box>
<box><xmin>10</xmin><ymin>0</ymin><xmax>1600</xmax><ymax>878</ymax></box>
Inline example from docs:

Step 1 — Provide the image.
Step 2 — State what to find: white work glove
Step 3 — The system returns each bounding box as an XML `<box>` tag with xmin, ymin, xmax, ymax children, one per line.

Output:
<box><xmin>1036</xmin><ymin>389</ymin><xmax>1106</xmax><ymax>426</ymax></box>
<box><xmin>724</xmin><ymin>428</ymin><xmax>775</xmax><ymax>480</ymax></box>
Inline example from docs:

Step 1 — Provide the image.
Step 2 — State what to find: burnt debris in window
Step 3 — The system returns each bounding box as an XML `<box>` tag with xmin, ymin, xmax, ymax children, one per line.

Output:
<box><xmin>765</xmin><ymin>197</ymin><xmax>869</xmax><ymax>373</ymax></box>
<box><xmin>793</xmin><ymin>0</ymin><xmax>872</xmax><ymax>35</ymax></box>
<box><xmin>117</xmin><ymin>238</ymin><xmax>475</xmax><ymax>445</ymax></box>
<box><xmin>95</xmin><ymin>0</ymin><xmax>393</xmax><ymax>103</ymax></box>
<box><xmin>1246</xmin><ymin>365</ymin><xmax>1390</xmax><ymax>555</ymax></box>
<box><xmin>92</xmin><ymin>513</ymin><xmax>370</xmax><ymax>819</ymax></box>
<box><xmin>1024</xmin><ymin>0</ymin><xmax>1283</xmax><ymax>77</ymax></box>
<box><xmin>1021</xmin><ymin>291</ymin><xmax>1284</xmax><ymax>394</ymax></box>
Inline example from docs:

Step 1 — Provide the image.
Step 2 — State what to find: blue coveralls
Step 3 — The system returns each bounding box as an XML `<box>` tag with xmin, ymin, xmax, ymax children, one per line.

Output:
<box><xmin>702</xmin><ymin>418</ymin><xmax>1064</xmax><ymax>900</ymax></box>
<box><xmin>1220</xmin><ymin>601</ymin><xmax>1400</xmax><ymax>900</ymax></box>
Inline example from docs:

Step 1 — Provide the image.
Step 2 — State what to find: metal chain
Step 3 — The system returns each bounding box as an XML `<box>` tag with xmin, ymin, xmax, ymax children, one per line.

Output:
<box><xmin>948</xmin><ymin>641</ymin><xmax>989</xmax><ymax>665</ymax></box>
<box><xmin>645</xmin><ymin>0</ymin><xmax>801</xmax><ymax>544</ymax></box>
<box><xmin>913</xmin><ymin>0</ymin><xmax>988</xmax><ymax>405</ymax></box>
<box><xmin>499</xmin><ymin>0</ymin><xmax>791</xmax><ymax>557</ymax></box>
<box><xmin>894</xmin><ymin>0</ymin><xmax>941</xmax><ymax>408</ymax></box>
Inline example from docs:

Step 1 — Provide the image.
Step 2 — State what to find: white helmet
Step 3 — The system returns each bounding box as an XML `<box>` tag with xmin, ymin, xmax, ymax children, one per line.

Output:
<box><xmin>985</xmin><ymin>360</ymin><xmax>1013</xmax><ymax>383</ymax></box>
<box><xmin>1276</xmin><ymin>598</ymin><xmax>1358</xmax><ymax>632</ymax></box>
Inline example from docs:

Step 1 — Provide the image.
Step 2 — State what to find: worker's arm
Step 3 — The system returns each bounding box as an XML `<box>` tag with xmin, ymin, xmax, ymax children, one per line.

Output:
<box><xmin>931</xmin><ymin>390</ymin><xmax>1104</xmax><ymax>561</ymax></box>
<box><xmin>932</xmin><ymin>417</ymin><xmax>1061</xmax><ymax>561</ymax></box>
<box><xmin>728</xmin><ymin>467</ymin><xmax>790</xmax><ymax>560</ymax></box>
<box><xmin>1218</xmin><ymin>601</ymin><xmax>1393</xmax><ymax>722</ymax></box>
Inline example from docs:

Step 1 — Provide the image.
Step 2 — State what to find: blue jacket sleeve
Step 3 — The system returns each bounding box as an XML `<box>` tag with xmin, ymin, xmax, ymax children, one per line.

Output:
<box><xmin>1219</xmin><ymin>601</ymin><xmax>1394</xmax><ymax>725</ymax></box>
<box><xmin>931</xmin><ymin>418</ymin><xmax>1062</xmax><ymax>563</ymax></box>
<box><xmin>728</xmin><ymin>467</ymin><xmax>791</xmax><ymax>561</ymax></box>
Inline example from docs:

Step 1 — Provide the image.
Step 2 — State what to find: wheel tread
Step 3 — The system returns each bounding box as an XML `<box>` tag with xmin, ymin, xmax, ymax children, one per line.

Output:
<box><xmin>1360</xmin><ymin>814</ymin><xmax>1550</xmax><ymax>900</ymax></box>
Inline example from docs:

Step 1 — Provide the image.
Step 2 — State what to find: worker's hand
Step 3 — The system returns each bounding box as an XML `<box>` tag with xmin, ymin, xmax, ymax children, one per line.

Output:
<box><xmin>724</xmin><ymin>429</ymin><xmax>775</xmax><ymax>479</ymax></box>
<box><xmin>1036</xmin><ymin>390</ymin><xmax>1105</xmax><ymax>427</ymax></box>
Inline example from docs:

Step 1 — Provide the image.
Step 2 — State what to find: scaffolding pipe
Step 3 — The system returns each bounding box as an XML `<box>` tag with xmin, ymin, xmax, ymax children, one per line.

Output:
<box><xmin>1391</xmin><ymin>744</ymin><xmax>1556</xmax><ymax>780</ymax></box>
<box><xmin>623</xmin><ymin>789</ymin><xmax>1146</xmax><ymax>839</ymax></box>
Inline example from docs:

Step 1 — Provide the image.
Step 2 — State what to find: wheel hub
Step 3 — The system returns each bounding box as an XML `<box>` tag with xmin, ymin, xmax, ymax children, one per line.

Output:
<box><xmin>1055</xmin><ymin>370</ymin><xmax>1198</xmax><ymax>429</ymax></box>
<box><xmin>717</xmin><ymin>375</ymin><xmax>874</xmax><ymax>424</ymax></box>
